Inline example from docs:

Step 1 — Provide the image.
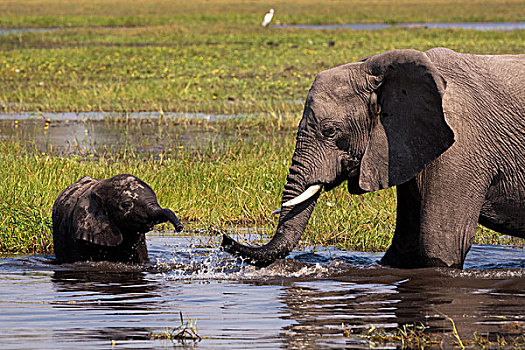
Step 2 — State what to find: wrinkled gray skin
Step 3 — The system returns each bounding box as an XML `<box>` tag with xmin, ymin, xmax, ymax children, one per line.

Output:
<box><xmin>223</xmin><ymin>48</ymin><xmax>525</xmax><ymax>269</ymax></box>
<box><xmin>53</xmin><ymin>174</ymin><xmax>183</xmax><ymax>264</ymax></box>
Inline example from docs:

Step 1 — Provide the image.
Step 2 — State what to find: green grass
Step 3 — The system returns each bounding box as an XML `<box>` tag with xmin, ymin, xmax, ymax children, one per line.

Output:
<box><xmin>0</xmin><ymin>4</ymin><xmax>523</xmax><ymax>113</ymax></box>
<box><xmin>0</xmin><ymin>202</ymin><xmax>53</xmax><ymax>254</ymax></box>
<box><xmin>346</xmin><ymin>322</ymin><xmax>525</xmax><ymax>349</ymax></box>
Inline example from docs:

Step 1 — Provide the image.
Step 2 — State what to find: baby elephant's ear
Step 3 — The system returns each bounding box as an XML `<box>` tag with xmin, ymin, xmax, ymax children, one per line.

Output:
<box><xmin>72</xmin><ymin>190</ymin><xmax>123</xmax><ymax>246</ymax></box>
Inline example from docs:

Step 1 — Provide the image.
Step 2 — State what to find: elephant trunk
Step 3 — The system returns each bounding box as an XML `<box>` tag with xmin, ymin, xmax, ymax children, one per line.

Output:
<box><xmin>222</xmin><ymin>179</ymin><xmax>320</xmax><ymax>267</ymax></box>
<box><xmin>162</xmin><ymin>208</ymin><xmax>184</xmax><ymax>232</ymax></box>
<box><xmin>149</xmin><ymin>205</ymin><xmax>184</xmax><ymax>232</ymax></box>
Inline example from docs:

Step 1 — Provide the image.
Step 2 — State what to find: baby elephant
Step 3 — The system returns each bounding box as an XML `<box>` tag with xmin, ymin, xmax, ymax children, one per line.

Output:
<box><xmin>52</xmin><ymin>174</ymin><xmax>183</xmax><ymax>264</ymax></box>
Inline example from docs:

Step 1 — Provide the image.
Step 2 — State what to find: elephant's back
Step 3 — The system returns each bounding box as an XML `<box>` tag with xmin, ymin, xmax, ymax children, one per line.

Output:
<box><xmin>426</xmin><ymin>48</ymin><xmax>525</xmax><ymax>98</ymax></box>
<box><xmin>52</xmin><ymin>177</ymin><xmax>97</xmax><ymax>218</ymax></box>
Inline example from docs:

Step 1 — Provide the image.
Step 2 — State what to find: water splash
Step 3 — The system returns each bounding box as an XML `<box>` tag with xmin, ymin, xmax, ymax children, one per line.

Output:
<box><xmin>158</xmin><ymin>247</ymin><xmax>331</xmax><ymax>281</ymax></box>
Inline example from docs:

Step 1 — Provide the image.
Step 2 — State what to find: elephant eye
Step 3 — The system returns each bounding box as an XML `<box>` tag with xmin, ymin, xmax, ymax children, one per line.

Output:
<box><xmin>121</xmin><ymin>201</ymin><xmax>133</xmax><ymax>210</ymax></box>
<box><xmin>321</xmin><ymin>126</ymin><xmax>336</xmax><ymax>138</ymax></box>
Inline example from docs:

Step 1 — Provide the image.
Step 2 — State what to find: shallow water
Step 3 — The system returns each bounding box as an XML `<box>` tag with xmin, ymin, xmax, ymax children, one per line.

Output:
<box><xmin>2</xmin><ymin>113</ymin><xmax>524</xmax><ymax>347</ymax></box>
<box><xmin>277</xmin><ymin>22</ymin><xmax>525</xmax><ymax>31</ymax></box>
<box><xmin>0</xmin><ymin>28</ymin><xmax>57</xmax><ymax>35</ymax></box>
<box><xmin>1</xmin><ymin>22</ymin><xmax>524</xmax><ymax>36</ymax></box>
<box><xmin>0</xmin><ymin>114</ymin><xmax>254</xmax><ymax>155</ymax></box>
<box><xmin>0</xmin><ymin>111</ymin><xmax>229</xmax><ymax>121</ymax></box>
<box><xmin>0</xmin><ymin>233</ymin><xmax>523</xmax><ymax>349</ymax></box>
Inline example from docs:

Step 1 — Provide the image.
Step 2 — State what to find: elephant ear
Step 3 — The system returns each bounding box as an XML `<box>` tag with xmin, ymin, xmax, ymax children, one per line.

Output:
<box><xmin>71</xmin><ymin>183</ymin><xmax>123</xmax><ymax>246</ymax></box>
<box><xmin>359</xmin><ymin>49</ymin><xmax>454</xmax><ymax>191</ymax></box>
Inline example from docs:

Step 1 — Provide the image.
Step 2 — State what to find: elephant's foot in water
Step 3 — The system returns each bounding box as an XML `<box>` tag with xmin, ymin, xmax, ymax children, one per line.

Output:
<box><xmin>381</xmin><ymin>244</ymin><xmax>465</xmax><ymax>269</ymax></box>
<box><xmin>380</xmin><ymin>245</ymin><xmax>424</xmax><ymax>268</ymax></box>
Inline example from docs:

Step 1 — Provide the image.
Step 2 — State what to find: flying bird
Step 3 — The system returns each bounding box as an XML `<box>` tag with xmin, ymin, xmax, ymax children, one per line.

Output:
<box><xmin>262</xmin><ymin>8</ymin><xmax>274</xmax><ymax>27</ymax></box>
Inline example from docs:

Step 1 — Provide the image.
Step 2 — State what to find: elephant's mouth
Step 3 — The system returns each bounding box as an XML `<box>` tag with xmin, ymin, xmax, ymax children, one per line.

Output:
<box><xmin>272</xmin><ymin>184</ymin><xmax>322</xmax><ymax>215</ymax></box>
<box><xmin>271</xmin><ymin>155</ymin><xmax>361</xmax><ymax>214</ymax></box>
<box><xmin>323</xmin><ymin>177</ymin><xmax>347</xmax><ymax>192</ymax></box>
<box><xmin>145</xmin><ymin>217</ymin><xmax>165</xmax><ymax>230</ymax></box>
<box><xmin>347</xmin><ymin>179</ymin><xmax>367</xmax><ymax>194</ymax></box>
<box><xmin>128</xmin><ymin>218</ymin><xmax>162</xmax><ymax>233</ymax></box>
<box><xmin>341</xmin><ymin>155</ymin><xmax>365</xmax><ymax>194</ymax></box>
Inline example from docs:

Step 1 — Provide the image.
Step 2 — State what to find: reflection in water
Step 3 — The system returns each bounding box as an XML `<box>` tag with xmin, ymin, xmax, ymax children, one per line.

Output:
<box><xmin>0</xmin><ymin>28</ymin><xmax>57</xmax><ymax>35</ymax></box>
<box><xmin>280</xmin><ymin>280</ymin><xmax>398</xmax><ymax>349</ymax></box>
<box><xmin>277</xmin><ymin>267</ymin><xmax>525</xmax><ymax>348</ymax></box>
<box><xmin>52</xmin><ymin>269</ymin><xmax>160</xmax><ymax>304</ymax></box>
<box><xmin>50</xmin><ymin>267</ymin><xmax>168</xmax><ymax>346</ymax></box>
<box><xmin>0</xmin><ymin>234</ymin><xmax>523</xmax><ymax>348</ymax></box>
<box><xmin>1</xmin><ymin>22</ymin><xmax>524</xmax><ymax>36</ymax></box>
<box><xmin>0</xmin><ymin>111</ymin><xmax>226</xmax><ymax>121</ymax></box>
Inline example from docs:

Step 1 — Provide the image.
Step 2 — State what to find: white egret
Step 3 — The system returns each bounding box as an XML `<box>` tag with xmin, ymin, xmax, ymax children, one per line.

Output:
<box><xmin>262</xmin><ymin>8</ymin><xmax>274</xmax><ymax>27</ymax></box>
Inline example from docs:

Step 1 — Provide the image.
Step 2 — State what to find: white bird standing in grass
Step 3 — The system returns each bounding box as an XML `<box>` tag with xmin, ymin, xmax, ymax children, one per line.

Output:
<box><xmin>262</xmin><ymin>8</ymin><xmax>274</xmax><ymax>27</ymax></box>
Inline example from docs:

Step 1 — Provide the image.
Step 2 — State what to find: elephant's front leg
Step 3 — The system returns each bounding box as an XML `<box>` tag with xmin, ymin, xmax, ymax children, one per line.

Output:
<box><xmin>381</xmin><ymin>180</ymin><xmax>424</xmax><ymax>268</ymax></box>
<box><xmin>418</xmin><ymin>168</ymin><xmax>488</xmax><ymax>268</ymax></box>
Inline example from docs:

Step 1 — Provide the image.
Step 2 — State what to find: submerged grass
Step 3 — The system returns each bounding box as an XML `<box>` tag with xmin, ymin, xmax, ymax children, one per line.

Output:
<box><xmin>150</xmin><ymin>312</ymin><xmax>203</xmax><ymax>343</ymax></box>
<box><xmin>346</xmin><ymin>322</ymin><xmax>525</xmax><ymax>349</ymax></box>
<box><xmin>1</xmin><ymin>116</ymin><xmax>522</xmax><ymax>254</ymax></box>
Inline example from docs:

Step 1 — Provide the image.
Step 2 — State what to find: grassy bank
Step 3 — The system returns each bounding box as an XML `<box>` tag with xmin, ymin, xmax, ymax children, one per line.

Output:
<box><xmin>0</xmin><ymin>116</ymin><xmax>395</xmax><ymax>254</ymax></box>
<box><xmin>1</xmin><ymin>27</ymin><xmax>523</xmax><ymax>113</ymax></box>
<box><xmin>1</xmin><ymin>116</ymin><xmax>521</xmax><ymax>254</ymax></box>
<box><xmin>0</xmin><ymin>0</ymin><xmax>524</xmax><ymax>113</ymax></box>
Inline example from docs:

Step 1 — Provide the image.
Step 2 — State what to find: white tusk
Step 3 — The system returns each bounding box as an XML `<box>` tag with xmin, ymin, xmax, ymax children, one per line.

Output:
<box><xmin>271</xmin><ymin>185</ymin><xmax>322</xmax><ymax>215</ymax></box>
<box><xmin>283</xmin><ymin>185</ymin><xmax>321</xmax><ymax>207</ymax></box>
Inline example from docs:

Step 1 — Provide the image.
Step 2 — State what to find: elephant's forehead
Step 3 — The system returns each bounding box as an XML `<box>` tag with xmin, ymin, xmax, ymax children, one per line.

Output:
<box><xmin>123</xmin><ymin>190</ymin><xmax>140</xmax><ymax>200</ymax></box>
<box><xmin>113</xmin><ymin>176</ymin><xmax>147</xmax><ymax>195</ymax></box>
<box><xmin>128</xmin><ymin>180</ymin><xmax>145</xmax><ymax>191</ymax></box>
<box><xmin>311</xmin><ymin>75</ymin><xmax>348</xmax><ymax>96</ymax></box>
<box><xmin>307</xmin><ymin>91</ymin><xmax>364</xmax><ymax>116</ymax></box>
<box><xmin>311</xmin><ymin>62</ymin><xmax>362</xmax><ymax>94</ymax></box>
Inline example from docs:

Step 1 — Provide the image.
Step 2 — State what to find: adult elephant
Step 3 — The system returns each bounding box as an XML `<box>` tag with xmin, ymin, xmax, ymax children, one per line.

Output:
<box><xmin>53</xmin><ymin>174</ymin><xmax>183</xmax><ymax>264</ymax></box>
<box><xmin>223</xmin><ymin>48</ymin><xmax>525</xmax><ymax>269</ymax></box>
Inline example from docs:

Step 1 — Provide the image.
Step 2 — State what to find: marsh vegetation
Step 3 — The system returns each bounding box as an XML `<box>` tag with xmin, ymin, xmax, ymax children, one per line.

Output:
<box><xmin>0</xmin><ymin>0</ymin><xmax>523</xmax><ymax>254</ymax></box>
<box><xmin>1</xmin><ymin>115</ymin><xmax>521</xmax><ymax>254</ymax></box>
<box><xmin>1</xmin><ymin>1</ymin><xmax>524</xmax><ymax>113</ymax></box>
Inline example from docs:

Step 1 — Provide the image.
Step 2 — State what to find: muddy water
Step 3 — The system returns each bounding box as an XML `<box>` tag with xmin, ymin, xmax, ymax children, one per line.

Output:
<box><xmin>0</xmin><ymin>233</ymin><xmax>523</xmax><ymax>349</ymax></box>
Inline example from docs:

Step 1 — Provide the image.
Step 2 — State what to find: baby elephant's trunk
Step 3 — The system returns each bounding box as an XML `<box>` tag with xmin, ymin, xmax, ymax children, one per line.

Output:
<box><xmin>163</xmin><ymin>208</ymin><xmax>184</xmax><ymax>232</ymax></box>
<box><xmin>150</xmin><ymin>206</ymin><xmax>184</xmax><ymax>232</ymax></box>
